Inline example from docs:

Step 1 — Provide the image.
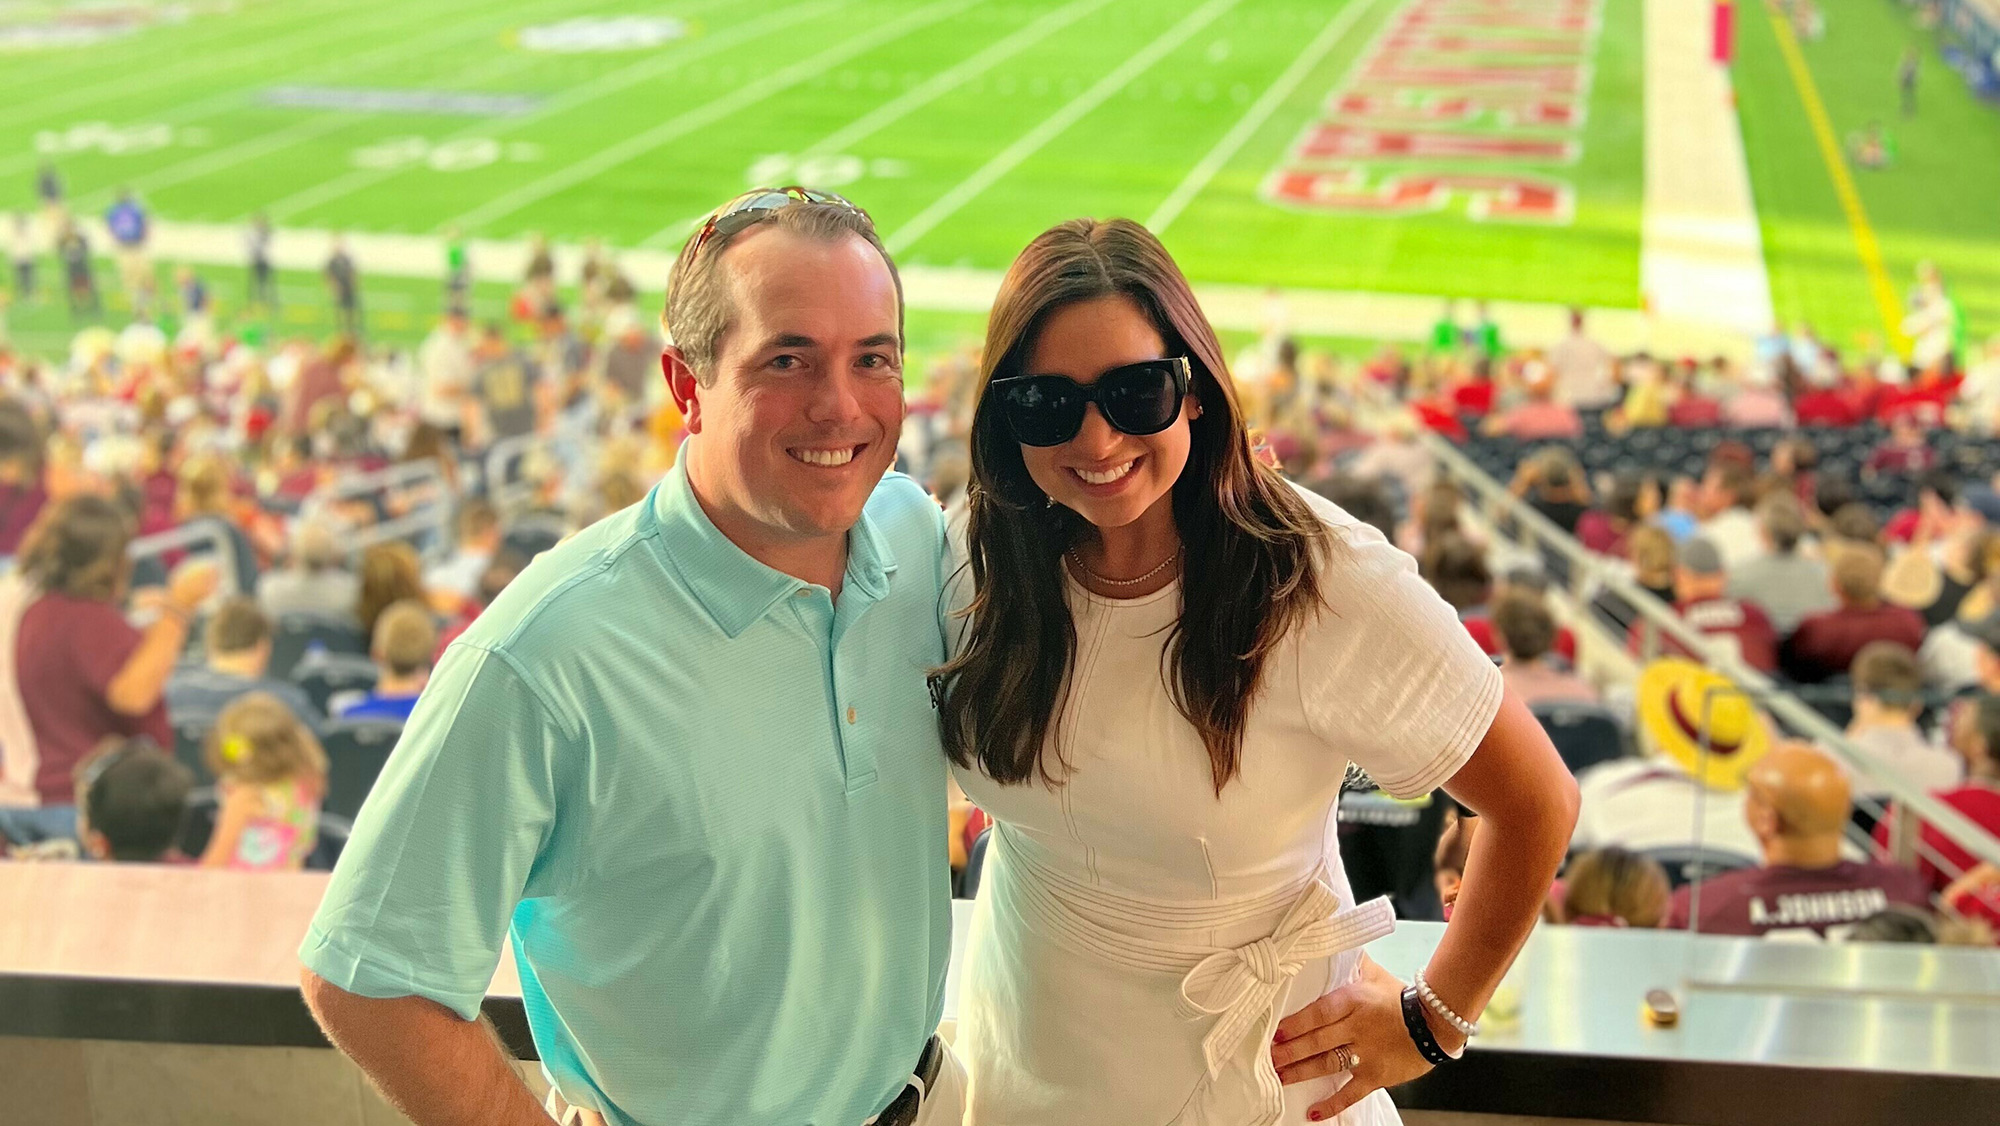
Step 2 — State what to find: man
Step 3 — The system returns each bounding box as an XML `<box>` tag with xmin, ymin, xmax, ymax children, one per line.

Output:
<box><xmin>300</xmin><ymin>189</ymin><xmax>961</xmax><ymax>1126</ymax></box>
<box><xmin>325</xmin><ymin>236</ymin><xmax>361</xmax><ymax>336</ymax></box>
<box><xmin>1694</xmin><ymin>459</ymin><xmax>1762</xmax><ymax>570</ymax></box>
<box><xmin>1899</xmin><ymin>45</ymin><xmax>1920</xmax><ymax>117</ymax></box>
<box><xmin>1546</xmin><ymin>307</ymin><xmax>1617</xmax><ymax>409</ymax></box>
<box><xmin>247</xmin><ymin>213</ymin><xmax>277</xmax><ymax>311</ymax></box>
<box><xmin>165</xmin><ymin>597</ymin><xmax>324</xmax><ymax>732</ymax></box>
<box><xmin>416</xmin><ymin>308</ymin><xmax>476</xmax><ymax>444</ymax></box>
<box><xmin>423</xmin><ymin>498</ymin><xmax>501</xmax><ymax>601</ymax></box>
<box><xmin>1481</xmin><ymin>361</ymin><xmax>1581</xmax><ymax>440</ymax></box>
<box><xmin>105</xmin><ymin>189</ymin><xmax>152</xmax><ymax>316</ymax></box>
<box><xmin>1843</xmin><ymin>642</ymin><xmax>1961</xmax><ymax>807</ymax></box>
<box><xmin>469</xmin><ymin>322</ymin><xmax>538</xmax><ymax>450</ymax></box>
<box><xmin>1630</xmin><ymin>537</ymin><xmax>1779</xmax><ymax>672</ymax></box>
<box><xmin>258</xmin><ymin>519</ymin><xmax>359</xmax><ymax>621</ymax></box>
<box><xmin>57</xmin><ymin>221</ymin><xmax>96</xmax><ymax>318</ymax></box>
<box><xmin>1726</xmin><ymin>492</ymin><xmax>1834</xmax><ymax>635</ymax></box>
<box><xmin>333</xmin><ymin>599</ymin><xmax>436</xmax><ymax>723</ymax></box>
<box><xmin>1667</xmin><ymin>742</ymin><xmax>1928</xmax><ymax>937</ymax></box>
<box><xmin>1781</xmin><ymin>547</ymin><xmax>1926</xmax><ymax>683</ymax></box>
<box><xmin>1493</xmin><ymin>592</ymin><xmax>1597</xmax><ymax>707</ymax></box>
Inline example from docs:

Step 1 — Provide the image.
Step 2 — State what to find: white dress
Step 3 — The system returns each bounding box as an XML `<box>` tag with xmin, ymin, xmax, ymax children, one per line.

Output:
<box><xmin>952</xmin><ymin>487</ymin><xmax>1505</xmax><ymax>1126</ymax></box>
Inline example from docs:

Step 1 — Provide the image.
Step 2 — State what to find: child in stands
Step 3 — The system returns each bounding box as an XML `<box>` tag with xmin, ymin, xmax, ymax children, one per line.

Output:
<box><xmin>200</xmin><ymin>692</ymin><xmax>326</xmax><ymax>871</ymax></box>
<box><xmin>75</xmin><ymin>738</ymin><xmax>195</xmax><ymax>863</ymax></box>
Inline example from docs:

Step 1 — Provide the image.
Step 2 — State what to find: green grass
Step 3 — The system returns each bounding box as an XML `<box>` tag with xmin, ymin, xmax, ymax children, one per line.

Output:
<box><xmin>1</xmin><ymin>0</ymin><xmax>1648</xmax><ymax>309</ymax></box>
<box><xmin>1730</xmin><ymin>0</ymin><xmax>2000</xmax><ymax>354</ymax></box>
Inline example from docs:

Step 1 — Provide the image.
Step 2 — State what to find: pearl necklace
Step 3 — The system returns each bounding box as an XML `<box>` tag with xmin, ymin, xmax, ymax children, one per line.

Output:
<box><xmin>1066</xmin><ymin>547</ymin><xmax>1182</xmax><ymax>589</ymax></box>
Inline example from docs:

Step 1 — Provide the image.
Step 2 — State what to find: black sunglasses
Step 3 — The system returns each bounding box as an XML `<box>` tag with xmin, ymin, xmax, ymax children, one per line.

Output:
<box><xmin>686</xmin><ymin>186</ymin><xmax>866</xmax><ymax>259</ymax></box>
<box><xmin>989</xmin><ymin>357</ymin><xmax>1192</xmax><ymax>447</ymax></box>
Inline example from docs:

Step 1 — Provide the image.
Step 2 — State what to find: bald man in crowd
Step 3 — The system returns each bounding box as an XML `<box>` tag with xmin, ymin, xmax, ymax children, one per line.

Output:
<box><xmin>1666</xmin><ymin>742</ymin><xmax>1929</xmax><ymax>937</ymax></box>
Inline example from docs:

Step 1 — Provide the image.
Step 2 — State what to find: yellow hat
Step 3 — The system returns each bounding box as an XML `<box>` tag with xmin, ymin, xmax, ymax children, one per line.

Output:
<box><xmin>1635</xmin><ymin>658</ymin><xmax>1772</xmax><ymax>791</ymax></box>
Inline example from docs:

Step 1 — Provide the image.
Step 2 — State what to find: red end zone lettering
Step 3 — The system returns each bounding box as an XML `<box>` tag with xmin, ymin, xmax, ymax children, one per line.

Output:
<box><xmin>1363</xmin><ymin>63</ymin><xmax>1585</xmax><ymax>92</ymax></box>
<box><xmin>1331</xmin><ymin>91</ymin><xmax>1580</xmax><ymax>128</ymax></box>
<box><xmin>1297</xmin><ymin>125</ymin><xmax>1576</xmax><ymax>162</ymax></box>
<box><xmin>1263</xmin><ymin>167</ymin><xmax>1574</xmax><ymax>223</ymax></box>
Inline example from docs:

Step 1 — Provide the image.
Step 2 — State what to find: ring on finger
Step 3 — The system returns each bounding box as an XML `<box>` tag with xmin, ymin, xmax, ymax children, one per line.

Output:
<box><xmin>1333</xmin><ymin>1044</ymin><xmax>1361</xmax><ymax>1072</ymax></box>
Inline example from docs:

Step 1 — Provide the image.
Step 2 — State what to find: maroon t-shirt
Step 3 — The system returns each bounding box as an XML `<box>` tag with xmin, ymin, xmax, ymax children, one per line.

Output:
<box><xmin>14</xmin><ymin>593</ymin><xmax>171</xmax><ymax>805</ymax></box>
<box><xmin>1780</xmin><ymin>605</ymin><xmax>1928</xmax><ymax>684</ymax></box>
<box><xmin>1666</xmin><ymin>861</ymin><xmax>1931</xmax><ymax>937</ymax></box>
<box><xmin>0</xmin><ymin>480</ymin><xmax>47</xmax><ymax>557</ymax></box>
<box><xmin>1632</xmin><ymin>596</ymin><xmax>1780</xmax><ymax>672</ymax></box>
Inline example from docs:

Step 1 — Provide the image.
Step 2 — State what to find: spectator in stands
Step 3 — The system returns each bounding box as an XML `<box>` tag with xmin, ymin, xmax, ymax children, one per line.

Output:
<box><xmin>1767</xmin><ymin>436</ymin><xmax>1820</xmax><ymax>509</ymax></box>
<box><xmin>1511</xmin><ymin>448</ymin><xmax>1590</xmax><ymax>534</ymax></box>
<box><xmin>1561</xmin><ymin>847</ymin><xmax>1670</xmax><ymax>927</ymax></box>
<box><xmin>1866</xmin><ymin>413</ymin><xmax>1939</xmax><ymax>479</ymax></box>
<box><xmin>1844</xmin><ymin>642</ymin><xmax>1962</xmax><ymax>805</ymax></box>
<box><xmin>1466</xmin><ymin>566</ymin><xmax>1576</xmax><ymax>663</ymax></box>
<box><xmin>433</xmin><ymin>550</ymin><xmax>526</xmax><ymax>660</ymax></box>
<box><xmin>1306</xmin><ymin>474</ymin><xmax>1395</xmax><ymax>543</ymax></box>
<box><xmin>356</xmin><ymin>541</ymin><xmax>423</xmax><ymax>641</ymax></box>
<box><xmin>1826</xmin><ymin>503</ymin><xmax>1884</xmax><ymax>557</ymax></box>
<box><xmin>471</xmin><ymin>322</ymin><xmax>538</xmax><ymax>450</ymax></box>
<box><xmin>1665</xmin><ymin>359</ymin><xmax>1724</xmax><ymax>428</ymax></box>
<box><xmin>72</xmin><ymin>738</ymin><xmax>193</xmax><ymax>863</ymax></box>
<box><xmin>1575</xmin><ymin>470</ymin><xmax>1659</xmax><ymax>558</ymax></box>
<box><xmin>1723</xmin><ymin>364</ymin><xmax>1792</xmax><ymax>429</ymax></box>
<box><xmin>1548</xmin><ymin>307</ymin><xmax>1618</xmax><ymax>409</ymax></box>
<box><xmin>336</xmin><ymin>600</ymin><xmax>437</xmax><ymax>723</ymax></box>
<box><xmin>1420</xmin><ymin>532</ymin><xmax>1492</xmax><ymax>620</ymax></box>
<box><xmin>1402</xmin><ymin>478</ymin><xmax>1470</xmax><ymax>557</ymax></box>
<box><xmin>1482</xmin><ymin>360</ymin><xmax>1582</xmax><ymax>440</ymax></box>
<box><xmin>1782</xmin><ymin>547</ymin><xmax>1926</xmax><ymax>683</ymax></box>
<box><xmin>1595</xmin><ymin>525</ymin><xmax>1679</xmax><ymax>637</ymax></box>
<box><xmin>1572</xmin><ymin>657</ymin><xmax>1765</xmax><ymax>861</ymax></box>
<box><xmin>0</xmin><ymin>498</ymin><xmax>218</xmax><ymax>845</ymax></box>
<box><xmin>166</xmin><ymin>597</ymin><xmax>324</xmax><ymax>732</ymax></box>
<box><xmin>281</xmin><ymin>336</ymin><xmax>353</xmax><ymax>440</ymax></box>
<box><xmin>1878</xmin><ymin>691</ymin><xmax>2000</xmax><ymax>895</ymax></box>
<box><xmin>0</xmin><ymin>399</ymin><xmax>47</xmax><ymax>558</ymax></box>
<box><xmin>1883</xmin><ymin>490</ymin><xmax>2000</xmax><ymax>629</ymax></box>
<box><xmin>200</xmin><ymin>692</ymin><xmax>326</xmax><ymax>870</ymax></box>
<box><xmin>1696</xmin><ymin>460</ymin><xmax>1763</xmax><ymax>570</ymax></box>
<box><xmin>1667</xmin><ymin>742</ymin><xmax>1929</xmax><ymax>937</ymax></box>
<box><xmin>1633</xmin><ymin>537</ymin><xmax>1779</xmax><ymax>671</ymax></box>
<box><xmin>1345</xmin><ymin>412</ymin><xmax>1431</xmax><ymax>503</ymax></box>
<box><xmin>1656</xmin><ymin>475</ymin><xmax>1700</xmax><ymax>542</ymax></box>
<box><xmin>424</xmin><ymin>498</ymin><xmax>500</xmax><ymax>602</ymax></box>
<box><xmin>259</xmin><ymin>519</ymin><xmax>358</xmax><ymax>622</ymax></box>
<box><xmin>1943</xmin><ymin>862</ymin><xmax>2000</xmax><ymax>928</ymax></box>
<box><xmin>1493</xmin><ymin>591</ymin><xmax>1598</xmax><ymax>706</ymax></box>
<box><xmin>1727</xmin><ymin>493</ymin><xmax>1835</xmax><ymax>634</ymax></box>
<box><xmin>416</xmin><ymin>309</ymin><xmax>475</xmax><ymax>446</ymax></box>
<box><xmin>174</xmin><ymin>451</ymin><xmax>259</xmax><ymax>597</ymax></box>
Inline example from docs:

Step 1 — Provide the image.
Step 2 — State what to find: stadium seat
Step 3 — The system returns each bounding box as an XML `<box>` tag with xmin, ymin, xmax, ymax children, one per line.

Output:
<box><xmin>172</xmin><ymin>718</ymin><xmax>215</xmax><ymax>787</ymax></box>
<box><xmin>270</xmin><ymin>613</ymin><xmax>368</xmax><ymax>681</ymax></box>
<box><xmin>502</xmin><ymin>515</ymin><xmax>568</xmax><ymax>561</ymax></box>
<box><xmin>957</xmin><ymin>825</ymin><xmax>992</xmax><ymax>900</ymax></box>
<box><xmin>322</xmin><ymin>720</ymin><xmax>405</xmax><ymax>821</ymax></box>
<box><xmin>1638</xmin><ymin>845</ymin><xmax>1758</xmax><ymax>891</ymax></box>
<box><xmin>176</xmin><ymin>789</ymin><xmax>354</xmax><ymax>871</ymax></box>
<box><xmin>1531</xmin><ymin>702</ymin><xmax>1629</xmax><ymax>776</ymax></box>
<box><xmin>291</xmin><ymin>652</ymin><xmax>380</xmax><ymax>716</ymax></box>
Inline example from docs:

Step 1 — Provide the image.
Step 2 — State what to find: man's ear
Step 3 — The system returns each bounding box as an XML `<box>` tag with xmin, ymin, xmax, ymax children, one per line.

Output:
<box><xmin>663</xmin><ymin>346</ymin><xmax>703</xmax><ymax>434</ymax></box>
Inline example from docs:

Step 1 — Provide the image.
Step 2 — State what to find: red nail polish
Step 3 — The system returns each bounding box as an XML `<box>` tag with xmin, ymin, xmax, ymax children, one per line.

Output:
<box><xmin>1272</xmin><ymin>1030</ymin><xmax>1286</xmax><ymax>1043</ymax></box>
<box><xmin>1309</xmin><ymin>1113</ymin><xmax>1323</xmax><ymax>1122</ymax></box>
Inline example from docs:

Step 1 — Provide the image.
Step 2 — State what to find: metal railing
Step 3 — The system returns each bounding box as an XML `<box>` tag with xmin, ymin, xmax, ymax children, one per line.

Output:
<box><xmin>1419</xmin><ymin>430</ymin><xmax>2000</xmax><ymax>878</ymax></box>
<box><xmin>305</xmin><ymin>460</ymin><xmax>454</xmax><ymax>563</ymax></box>
<box><xmin>127</xmin><ymin>521</ymin><xmax>245</xmax><ymax>599</ymax></box>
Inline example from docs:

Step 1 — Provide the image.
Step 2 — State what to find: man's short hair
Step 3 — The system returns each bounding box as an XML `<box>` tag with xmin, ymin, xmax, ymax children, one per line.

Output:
<box><xmin>292</xmin><ymin>519</ymin><xmax>344</xmax><ymax>572</ymax></box>
<box><xmin>1420</xmin><ymin>533</ymin><xmax>1492</xmax><ymax>612</ymax></box>
<box><xmin>1491</xmin><ymin>591</ymin><xmax>1557</xmax><ymax>662</ymax></box>
<box><xmin>1852</xmin><ymin>642</ymin><xmax>1923</xmax><ymax>709</ymax></box>
<box><xmin>76</xmin><ymin>739</ymin><xmax>193</xmax><ymax>862</ymax></box>
<box><xmin>456</xmin><ymin>497</ymin><xmax>499</xmax><ymax>541</ymax></box>
<box><xmin>663</xmin><ymin>196</ymin><xmax>904</xmax><ymax>385</ymax></box>
<box><xmin>205</xmin><ymin>596</ymin><xmax>272</xmax><ymax>656</ymax></box>
<box><xmin>1831</xmin><ymin>503</ymin><xmax>1881</xmax><ymax>545</ymax></box>
<box><xmin>1678</xmin><ymin>537</ymin><xmax>1726</xmax><ymax>577</ymax></box>
<box><xmin>1711</xmin><ymin>462</ymin><xmax>1757</xmax><ymax>510</ymax></box>
<box><xmin>374</xmin><ymin>599</ymin><xmax>439</xmax><ymax>678</ymax></box>
<box><xmin>1756</xmin><ymin>492</ymin><xmax>1807</xmax><ymax>554</ymax></box>
<box><xmin>1306</xmin><ymin>475</ymin><xmax>1395</xmax><ymax>542</ymax></box>
<box><xmin>1834</xmin><ymin>545</ymin><xmax>1885</xmax><ymax>605</ymax></box>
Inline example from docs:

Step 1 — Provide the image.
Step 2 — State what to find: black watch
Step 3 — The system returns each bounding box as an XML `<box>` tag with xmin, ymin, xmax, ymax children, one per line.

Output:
<box><xmin>1401</xmin><ymin>985</ymin><xmax>1455</xmax><ymax>1066</ymax></box>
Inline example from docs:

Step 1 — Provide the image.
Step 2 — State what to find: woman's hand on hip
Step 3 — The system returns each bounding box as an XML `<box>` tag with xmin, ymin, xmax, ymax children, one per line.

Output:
<box><xmin>1271</xmin><ymin>954</ymin><xmax>1460</xmax><ymax>1121</ymax></box>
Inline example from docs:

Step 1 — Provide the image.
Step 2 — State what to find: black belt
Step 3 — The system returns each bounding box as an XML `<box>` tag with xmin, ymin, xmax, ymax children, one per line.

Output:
<box><xmin>871</xmin><ymin>1035</ymin><xmax>944</xmax><ymax>1126</ymax></box>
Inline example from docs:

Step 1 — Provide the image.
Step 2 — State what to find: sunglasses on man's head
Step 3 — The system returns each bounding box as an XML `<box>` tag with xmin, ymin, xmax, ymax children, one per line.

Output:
<box><xmin>989</xmin><ymin>357</ymin><xmax>1192</xmax><ymax>448</ymax></box>
<box><xmin>686</xmin><ymin>185</ymin><xmax>867</xmax><ymax>259</ymax></box>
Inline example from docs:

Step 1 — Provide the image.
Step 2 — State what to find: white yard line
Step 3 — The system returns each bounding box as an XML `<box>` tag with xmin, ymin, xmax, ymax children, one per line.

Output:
<box><xmin>445</xmin><ymin>0</ymin><xmax>987</xmax><ymax>235</ymax></box>
<box><xmin>635</xmin><ymin>0</ymin><xmax>1127</xmax><ymax>247</ymax></box>
<box><xmin>882</xmin><ymin>0</ymin><xmax>1247</xmax><ymax>256</ymax></box>
<box><xmin>1639</xmin><ymin>0</ymin><xmax>1772</xmax><ymax>335</ymax></box>
<box><xmin>1145</xmin><ymin>0</ymin><xmax>1383</xmax><ymax>235</ymax></box>
<box><xmin>0</xmin><ymin>0</ymin><xmax>464</xmax><ymax>133</ymax></box>
<box><xmin>261</xmin><ymin>0</ymin><xmax>847</xmax><ymax>223</ymax></box>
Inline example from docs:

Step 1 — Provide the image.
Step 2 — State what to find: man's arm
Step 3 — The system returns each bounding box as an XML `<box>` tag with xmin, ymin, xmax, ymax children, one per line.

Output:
<box><xmin>301</xmin><ymin>970</ymin><xmax>550</xmax><ymax>1126</ymax></box>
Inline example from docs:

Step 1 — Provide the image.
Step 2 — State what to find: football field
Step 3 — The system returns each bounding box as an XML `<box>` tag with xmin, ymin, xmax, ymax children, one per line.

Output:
<box><xmin>2</xmin><ymin>0</ymin><xmax>1647</xmax><ymax>308</ymax></box>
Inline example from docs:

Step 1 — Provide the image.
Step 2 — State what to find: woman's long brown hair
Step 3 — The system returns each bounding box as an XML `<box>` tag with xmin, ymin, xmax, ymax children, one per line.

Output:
<box><xmin>937</xmin><ymin>218</ymin><xmax>1332</xmax><ymax>793</ymax></box>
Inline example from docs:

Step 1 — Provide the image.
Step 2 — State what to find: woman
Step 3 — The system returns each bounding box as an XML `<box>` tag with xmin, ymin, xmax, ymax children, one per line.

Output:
<box><xmin>1575</xmin><ymin>470</ymin><xmax>1659</xmax><ymax>559</ymax></box>
<box><xmin>0</xmin><ymin>496</ymin><xmax>216</xmax><ymax>843</ymax></box>
<box><xmin>356</xmin><ymin>541</ymin><xmax>423</xmax><ymax>639</ymax></box>
<box><xmin>939</xmin><ymin>219</ymin><xmax>1578</xmax><ymax>1126</ymax></box>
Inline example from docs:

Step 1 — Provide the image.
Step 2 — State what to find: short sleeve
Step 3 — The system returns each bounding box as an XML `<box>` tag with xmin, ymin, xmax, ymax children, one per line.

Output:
<box><xmin>299</xmin><ymin>644</ymin><xmax>568</xmax><ymax>1020</ymax></box>
<box><xmin>71</xmin><ymin>600</ymin><xmax>143</xmax><ymax>697</ymax></box>
<box><xmin>1297</xmin><ymin>506</ymin><xmax>1503</xmax><ymax>799</ymax></box>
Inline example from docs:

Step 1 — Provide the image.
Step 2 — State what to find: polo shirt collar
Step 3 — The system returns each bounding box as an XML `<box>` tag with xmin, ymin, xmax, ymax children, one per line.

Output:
<box><xmin>649</xmin><ymin>446</ymin><xmax>897</xmax><ymax>638</ymax></box>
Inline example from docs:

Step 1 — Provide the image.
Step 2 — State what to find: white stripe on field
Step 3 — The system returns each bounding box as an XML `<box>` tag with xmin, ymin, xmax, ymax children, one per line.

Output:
<box><xmin>443</xmin><ymin>0</ymin><xmax>986</xmax><ymax>234</ymax></box>
<box><xmin>636</xmin><ymin>0</ymin><xmax>1128</xmax><ymax>247</ymax></box>
<box><xmin>261</xmin><ymin>0</ymin><xmax>846</xmax><ymax>223</ymax></box>
<box><xmin>883</xmin><ymin>0</ymin><xmax>1247</xmax><ymax>255</ymax></box>
<box><xmin>1145</xmin><ymin>0</ymin><xmax>1383</xmax><ymax>235</ymax></box>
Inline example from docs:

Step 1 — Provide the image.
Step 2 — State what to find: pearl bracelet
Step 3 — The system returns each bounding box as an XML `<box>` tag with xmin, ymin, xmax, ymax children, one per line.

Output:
<box><xmin>1413</xmin><ymin>970</ymin><xmax>1478</xmax><ymax>1040</ymax></box>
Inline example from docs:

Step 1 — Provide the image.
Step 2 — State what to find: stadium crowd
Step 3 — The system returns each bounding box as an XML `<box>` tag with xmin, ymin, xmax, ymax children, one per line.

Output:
<box><xmin>1</xmin><ymin>180</ymin><xmax>1997</xmax><ymax>952</ymax></box>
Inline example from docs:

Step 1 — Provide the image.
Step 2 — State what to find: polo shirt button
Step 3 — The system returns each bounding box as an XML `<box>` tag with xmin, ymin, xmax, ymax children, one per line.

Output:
<box><xmin>795</xmin><ymin>589</ymin><xmax>812</xmax><ymax>599</ymax></box>
<box><xmin>846</xmin><ymin>705</ymin><xmax>857</xmax><ymax>725</ymax></box>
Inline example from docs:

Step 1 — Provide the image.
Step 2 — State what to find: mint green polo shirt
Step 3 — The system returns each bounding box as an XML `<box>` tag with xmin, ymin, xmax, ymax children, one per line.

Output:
<box><xmin>300</xmin><ymin>455</ymin><xmax>953</xmax><ymax>1126</ymax></box>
